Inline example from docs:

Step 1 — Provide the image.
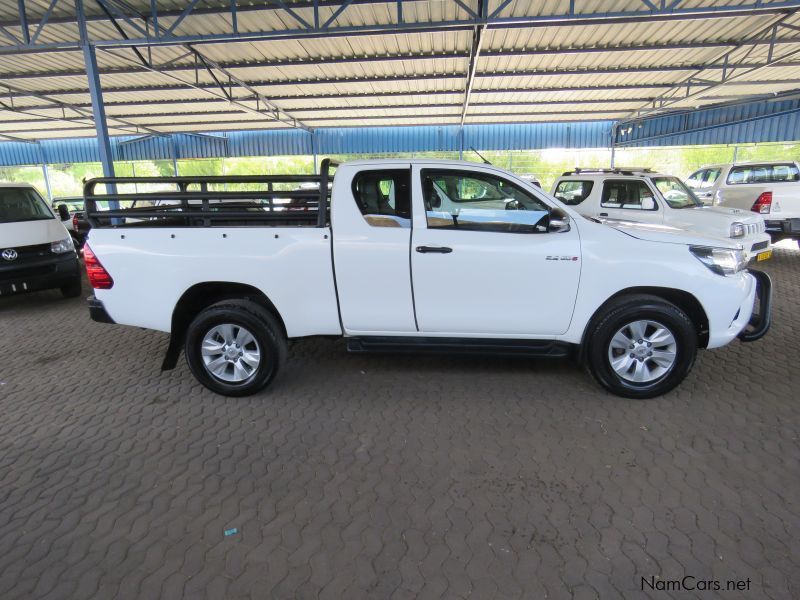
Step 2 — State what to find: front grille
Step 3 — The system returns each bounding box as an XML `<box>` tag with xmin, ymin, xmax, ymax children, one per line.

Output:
<box><xmin>0</xmin><ymin>242</ymin><xmax>52</xmax><ymax>264</ymax></box>
<box><xmin>751</xmin><ymin>241</ymin><xmax>769</xmax><ymax>252</ymax></box>
<box><xmin>742</xmin><ymin>222</ymin><xmax>765</xmax><ymax>237</ymax></box>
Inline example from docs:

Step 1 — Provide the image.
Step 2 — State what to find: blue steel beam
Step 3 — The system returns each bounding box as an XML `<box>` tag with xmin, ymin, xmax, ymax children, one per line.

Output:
<box><xmin>0</xmin><ymin>103</ymin><xmax>643</xmax><ymax>124</ymax></box>
<box><xmin>75</xmin><ymin>0</ymin><xmax>115</xmax><ymax>181</ymax></box>
<box><xmin>461</xmin><ymin>0</ymin><xmax>486</xmax><ymax>125</ymax></box>
<box><xmin>10</xmin><ymin>45</ymin><xmax>800</xmax><ymax>83</ymax></box>
<box><xmin>6</xmin><ymin>79</ymin><xmax>800</xmax><ymax>106</ymax></box>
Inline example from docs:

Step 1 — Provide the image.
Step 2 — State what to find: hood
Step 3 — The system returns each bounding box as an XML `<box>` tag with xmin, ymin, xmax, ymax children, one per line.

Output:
<box><xmin>667</xmin><ymin>205</ymin><xmax>762</xmax><ymax>237</ymax></box>
<box><xmin>596</xmin><ymin>218</ymin><xmax>741</xmax><ymax>250</ymax></box>
<box><xmin>0</xmin><ymin>218</ymin><xmax>69</xmax><ymax>248</ymax></box>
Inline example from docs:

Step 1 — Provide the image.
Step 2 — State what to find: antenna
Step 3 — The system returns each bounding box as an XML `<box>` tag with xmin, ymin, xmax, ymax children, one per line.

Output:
<box><xmin>470</xmin><ymin>147</ymin><xmax>492</xmax><ymax>165</ymax></box>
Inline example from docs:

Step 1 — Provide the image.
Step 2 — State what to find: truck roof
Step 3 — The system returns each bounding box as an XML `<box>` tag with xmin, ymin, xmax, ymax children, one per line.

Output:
<box><xmin>699</xmin><ymin>160</ymin><xmax>800</xmax><ymax>169</ymax></box>
<box><xmin>341</xmin><ymin>158</ymin><xmax>482</xmax><ymax>166</ymax></box>
<box><xmin>558</xmin><ymin>168</ymin><xmax>671</xmax><ymax>178</ymax></box>
<box><xmin>0</xmin><ymin>182</ymin><xmax>36</xmax><ymax>189</ymax></box>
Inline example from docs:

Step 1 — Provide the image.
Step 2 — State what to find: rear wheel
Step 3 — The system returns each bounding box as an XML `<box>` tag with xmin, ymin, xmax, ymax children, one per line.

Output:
<box><xmin>586</xmin><ymin>295</ymin><xmax>697</xmax><ymax>399</ymax></box>
<box><xmin>185</xmin><ymin>300</ymin><xmax>287</xmax><ymax>397</ymax></box>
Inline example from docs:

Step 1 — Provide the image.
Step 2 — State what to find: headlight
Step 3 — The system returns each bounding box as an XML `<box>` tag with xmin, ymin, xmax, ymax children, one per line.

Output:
<box><xmin>729</xmin><ymin>222</ymin><xmax>745</xmax><ymax>238</ymax></box>
<box><xmin>50</xmin><ymin>237</ymin><xmax>74</xmax><ymax>254</ymax></box>
<box><xmin>690</xmin><ymin>246</ymin><xmax>746</xmax><ymax>276</ymax></box>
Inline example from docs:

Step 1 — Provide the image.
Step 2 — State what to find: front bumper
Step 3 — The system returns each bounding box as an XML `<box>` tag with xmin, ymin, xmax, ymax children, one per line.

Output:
<box><xmin>0</xmin><ymin>252</ymin><xmax>79</xmax><ymax>296</ymax></box>
<box><xmin>737</xmin><ymin>270</ymin><xmax>772</xmax><ymax>342</ymax></box>
<box><xmin>741</xmin><ymin>232</ymin><xmax>772</xmax><ymax>261</ymax></box>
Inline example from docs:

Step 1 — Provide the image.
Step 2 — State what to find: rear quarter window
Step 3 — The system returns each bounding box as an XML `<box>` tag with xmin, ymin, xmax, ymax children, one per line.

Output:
<box><xmin>726</xmin><ymin>164</ymin><xmax>799</xmax><ymax>185</ymax></box>
<box><xmin>553</xmin><ymin>180</ymin><xmax>594</xmax><ymax>205</ymax></box>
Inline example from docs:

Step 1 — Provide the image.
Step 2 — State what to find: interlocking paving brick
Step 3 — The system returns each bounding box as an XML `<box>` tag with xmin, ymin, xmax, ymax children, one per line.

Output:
<box><xmin>0</xmin><ymin>242</ymin><xmax>798</xmax><ymax>599</ymax></box>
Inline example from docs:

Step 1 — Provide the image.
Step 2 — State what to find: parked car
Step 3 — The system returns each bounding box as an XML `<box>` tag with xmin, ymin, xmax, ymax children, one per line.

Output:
<box><xmin>83</xmin><ymin>160</ymin><xmax>771</xmax><ymax>400</ymax></box>
<box><xmin>685</xmin><ymin>161</ymin><xmax>800</xmax><ymax>246</ymax></box>
<box><xmin>0</xmin><ymin>184</ymin><xmax>82</xmax><ymax>298</ymax></box>
<box><xmin>552</xmin><ymin>167</ymin><xmax>772</xmax><ymax>263</ymax></box>
<box><xmin>518</xmin><ymin>174</ymin><xmax>542</xmax><ymax>188</ymax></box>
<box><xmin>51</xmin><ymin>196</ymin><xmax>90</xmax><ymax>248</ymax></box>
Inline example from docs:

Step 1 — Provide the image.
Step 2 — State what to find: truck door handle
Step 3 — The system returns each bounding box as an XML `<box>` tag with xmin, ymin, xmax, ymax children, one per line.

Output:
<box><xmin>599</xmin><ymin>212</ymin><xmax>608</xmax><ymax>216</ymax></box>
<box><xmin>416</xmin><ymin>245</ymin><xmax>452</xmax><ymax>254</ymax></box>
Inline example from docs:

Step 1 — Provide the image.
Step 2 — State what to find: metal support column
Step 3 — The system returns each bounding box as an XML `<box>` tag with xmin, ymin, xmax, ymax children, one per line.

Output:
<box><xmin>75</xmin><ymin>0</ymin><xmax>116</xmax><ymax>186</ymax></box>
<box><xmin>310</xmin><ymin>129</ymin><xmax>318</xmax><ymax>174</ymax></box>
<box><xmin>171</xmin><ymin>135</ymin><xmax>180</xmax><ymax>176</ymax></box>
<box><xmin>610</xmin><ymin>124</ymin><xmax>617</xmax><ymax>168</ymax></box>
<box><xmin>38</xmin><ymin>144</ymin><xmax>53</xmax><ymax>202</ymax></box>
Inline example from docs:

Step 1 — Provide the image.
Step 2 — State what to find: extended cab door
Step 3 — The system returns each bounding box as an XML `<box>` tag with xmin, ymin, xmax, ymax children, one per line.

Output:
<box><xmin>332</xmin><ymin>165</ymin><xmax>418</xmax><ymax>334</ymax></box>
<box><xmin>597</xmin><ymin>178</ymin><xmax>664</xmax><ymax>225</ymax></box>
<box><xmin>409</xmin><ymin>166</ymin><xmax>581</xmax><ymax>336</ymax></box>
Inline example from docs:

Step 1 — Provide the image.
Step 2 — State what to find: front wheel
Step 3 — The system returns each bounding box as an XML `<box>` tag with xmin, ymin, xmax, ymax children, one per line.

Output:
<box><xmin>60</xmin><ymin>275</ymin><xmax>83</xmax><ymax>298</ymax></box>
<box><xmin>586</xmin><ymin>295</ymin><xmax>697</xmax><ymax>399</ymax></box>
<box><xmin>185</xmin><ymin>300</ymin><xmax>287</xmax><ymax>397</ymax></box>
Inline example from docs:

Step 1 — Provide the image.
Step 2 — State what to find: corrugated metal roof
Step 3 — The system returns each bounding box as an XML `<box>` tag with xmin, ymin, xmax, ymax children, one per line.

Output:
<box><xmin>2</xmin><ymin>0</ymin><xmax>800</xmax><ymax>144</ymax></box>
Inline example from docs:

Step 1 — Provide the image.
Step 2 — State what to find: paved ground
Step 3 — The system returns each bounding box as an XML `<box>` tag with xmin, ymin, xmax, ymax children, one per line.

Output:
<box><xmin>0</xmin><ymin>243</ymin><xmax>798</xmax><ymax>600</ymax></box>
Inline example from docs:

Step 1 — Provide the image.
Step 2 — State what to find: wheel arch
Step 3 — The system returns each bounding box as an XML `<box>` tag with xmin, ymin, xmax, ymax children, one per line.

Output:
<box><xmin>161</xmin><ymin>281</ymin><xmax>287</xmax><ymax>370</ymax></box>
<box><xmin>579</xmin><ymin>286</ymin><xmax>710</xmax><ymax>362</ymax></box>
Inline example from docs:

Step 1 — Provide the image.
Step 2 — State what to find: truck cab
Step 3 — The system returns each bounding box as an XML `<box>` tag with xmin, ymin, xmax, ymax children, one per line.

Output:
<box><xmin>0</xmin><ymin>183</ymin><xmax>82</xmax><ymax>298</ymax></box>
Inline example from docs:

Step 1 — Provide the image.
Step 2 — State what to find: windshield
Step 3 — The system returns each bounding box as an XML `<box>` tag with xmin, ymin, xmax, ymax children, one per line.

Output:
<box><xmin>0</xmin><ymin>188</ymin><xmax>54</xmax><ymax>224</ymax></box>
<box><xmin>652</xmin><ymin>177</ymin><xmax>701</xmax><ymax>209</ymax></box>
<box><xmin>53</xmin><ymin>199</ymin><xmax>84</xmax><ymax>212</ymax></box>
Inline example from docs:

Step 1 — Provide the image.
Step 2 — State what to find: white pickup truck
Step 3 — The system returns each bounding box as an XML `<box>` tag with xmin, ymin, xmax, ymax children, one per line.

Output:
<box><xmin>551</xmin><ymin>168</ymin><xmax>772</xmax><ymax>262</ymax></box>
<box><xmin>82</xmin><ymin>160</ymin><xmax>772</xmax><ymax>400</ymax></box>
<box><xmin>685</xmin><ymin>161</ymin><xmax>800</xmax><ymax>246</ymax></box>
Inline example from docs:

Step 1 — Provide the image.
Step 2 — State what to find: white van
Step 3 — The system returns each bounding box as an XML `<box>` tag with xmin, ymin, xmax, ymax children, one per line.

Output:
<box><xmin>0</xmin><ymin>183</ymin><xmax>82</xmax><ymax>298</ymax></box>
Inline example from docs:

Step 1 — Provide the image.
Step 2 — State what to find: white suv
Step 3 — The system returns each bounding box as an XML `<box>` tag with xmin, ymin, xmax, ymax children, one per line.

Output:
<box><xmin>552</xmin><ymin>168</ymin><xmax>772</xmax><ymax>263</ymax></box>
<box><xmin>686</xmin><ymin>161</ymin><xmax>800</xmax><ymax>246</ymax></box>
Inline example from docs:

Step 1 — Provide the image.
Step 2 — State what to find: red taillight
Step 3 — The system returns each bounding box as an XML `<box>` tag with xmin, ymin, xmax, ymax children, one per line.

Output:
<box><xmin>751</xmin><ymin>191</ymin><xmax>772</xmax><ymax>214</ymax></box>
<box><xmin>83</xmin><ymin>244</ymin><xmax>114</xmax><ymax>289</ymax></box>
<box><xmin>72</xmin><ymin>213</ymin><xmax>79</xmax><ymax>230</ymax></box>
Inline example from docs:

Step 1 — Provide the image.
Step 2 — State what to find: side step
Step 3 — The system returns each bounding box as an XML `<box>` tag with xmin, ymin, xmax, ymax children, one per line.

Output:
<box><xmin>346</xmin><ymin>336</ymin><xmax>574</xmax><ymax>358</ymax></box>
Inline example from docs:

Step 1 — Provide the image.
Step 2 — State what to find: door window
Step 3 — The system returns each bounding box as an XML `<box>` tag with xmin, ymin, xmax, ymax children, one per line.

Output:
<box><xmin>703</xmin><ymin>168</ymin><xmax>721</xmax><ymax>187</ymax></box>
<box><xmin>553</xmin><ymin>180</ymin><xmax>594</xmax><ymax>205</ymax></box>
<box><xmin>421</xmin><ymin>170</ymin><xmax>550</xmax><ymax>233</ymax></box>
<box><xmin>600</xmin><ymin>180</ymin><xmax>657</xmax><ymax>210</ymax></box>
<box><xmin>352</xmin><ymin>169</ymin><xmax>411</xmax><ymax>228</ymax></box>
<box><xmin>685</xmin><ymin>170</ymin><xmax>706</xmax><ymax>189</ymax></box>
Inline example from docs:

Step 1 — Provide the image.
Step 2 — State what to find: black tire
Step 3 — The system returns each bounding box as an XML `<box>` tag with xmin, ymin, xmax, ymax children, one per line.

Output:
<box><xmin>184</xmin><ymin>299</ymin><xmax>287</xmax><ymax>397</ymax></box>
<box><xmin>585</xmin><ymin>294</ymin><xmax>697</xmax><ymax>399</ymax></box>
<box><xmin>60</xmin><ymin>276</ymin><xmax>83</xmax><ymax>298</ymax></box>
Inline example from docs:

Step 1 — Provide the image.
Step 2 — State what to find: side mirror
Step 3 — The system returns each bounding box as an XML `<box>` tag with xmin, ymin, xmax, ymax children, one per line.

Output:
<box><xmin>57</xmin><ymin>204</ymin><xmax>70</xmax><ymax>221</ymax></box>
<box><xmin>548</xmin><ymin>207</ymin><xmax>571</xmax><ymax>233</ymax></box>
<box><xmin>641</xmin><ymin>197</ymin><xmax>656</xmax><ymax>210</ymax></box>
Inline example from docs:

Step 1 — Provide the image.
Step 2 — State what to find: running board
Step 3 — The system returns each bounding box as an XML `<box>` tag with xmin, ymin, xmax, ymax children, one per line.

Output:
<box><xmin>346</xmin><ymin>336</ymin><xmax>574</xmax><ymax>358</ymax></box>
